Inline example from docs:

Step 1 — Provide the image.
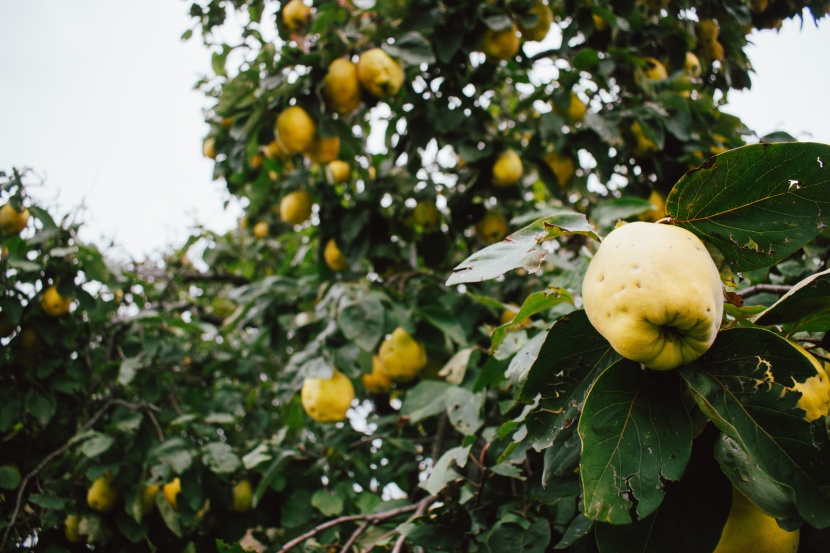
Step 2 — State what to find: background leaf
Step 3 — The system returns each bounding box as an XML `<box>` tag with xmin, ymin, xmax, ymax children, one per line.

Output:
<box><xmin>754</xmin><ymin>267</ymin><xmax>830</xmax><ymax>332</ymax></box>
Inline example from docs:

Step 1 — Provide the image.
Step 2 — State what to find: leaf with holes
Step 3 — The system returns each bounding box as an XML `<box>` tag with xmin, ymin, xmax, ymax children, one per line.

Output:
<box><xmin>754</xmin><ymin>267</ymin><xmax>830</xmax><ymax>332</ymax></box>
<box><xmin>667</xmin><ymin>142</ymin><xmax>830</xmax><ymax>271</ymax></box>
<box><xmin>579</xmin><ymin>360</ymin><xmax>693</xmax><ymax>525</ymax></box>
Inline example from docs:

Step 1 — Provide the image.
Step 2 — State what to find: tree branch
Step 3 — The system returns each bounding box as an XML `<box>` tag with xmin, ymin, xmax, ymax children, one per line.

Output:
<box><xmin>390</xmin><ymin>495</ymin><xmax>432</xmax><ymax>553</ymax></box>
<box><xmin>737</xmin><ymin>284</ymin><xmax>792</xmax><ymax>297</ymax></box>
<box><xmin>277</xmin><ymin>494</ymin><xmax>436</xmax><ymax>553</ymax></box>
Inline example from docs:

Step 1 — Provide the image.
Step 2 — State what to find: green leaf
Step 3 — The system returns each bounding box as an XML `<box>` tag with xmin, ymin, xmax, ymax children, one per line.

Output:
<box><xmin>201</xmin><ymin>442</ymin><xmax>241</xmax><ymax>475</ymax></box>
<box><xmin>0</xmin><ymin>465</ymin><xmax>21</xmax><ymax>490</ymax></box>
<box><xmin>490</xmin><ymin>287</ymin><xmax>573</xmax><ymax>353</ymax></box>
<box><xmin>420</xmin><ymin>445</ymin><xmax>471</xmax><ymax>496</ymax></box>
<box><xmin>404</xmin><ymin>518</ymin><xmax>465</xmax><ymax>551</ymax></box>
<box><xmin>25</xmin><ymin>390</ymin><xmax>56</xmax><ymax>426</ymax></box>
<box><xmin>311</xmin><ymin>489</ymin><xmax>344</xmax><ymax>516</ymax></box>
<box><xmin>668</xmin><ymin>142</ymin><xmax>830</xmax><ymax>271</ymax></box>
<box><xmin>446</xmin><ymin>387</ymin><xmax>485</xmax><ymax>436</ymax></box>
<box><xmin>156</xmin><ymin>490</ymin><xmax>183</xmax><ymax>537</ymax></box>
<box><xmin>78</xmin><ymin>432</ymin><xmax>114</xmax><ymax>458</ymax></box>
<box><xmin>679</xmin><ymin>327</ymin><xmax>830</xmax><ymax>528</ymax></box>
<box><xmin>579</xmin><ymin>360</ymin><xmax>693</xmax><ymax>524</ymax></box>
<box><xmin>384</xmin><ymin>32</ymin><xmax>436</xmax><ymax>65</ymax></box>
<box><xmin>754</xmin><ymin>267</ymin><xmax>830</xmax><ymax>332</ymax></box>
<box><xmin>29</xmin><ymin>493</ymin><xmax>65</xmax><ymax>509</ymax></box>
<box><xmin>337</xmin><ymin>293</ymin><xmax>385</xmax><ymax>351</ymax></box>
<box><xmin>117</xmin><ymin>357</ymin><xmax>142</xmax><ymax>386</ymax></box>
<box><xmin>401</xmin><ymin>380</ymin><xmax>453</xmax><ymax>422</ymax></box>
<box><xmin>591</xmin><ymin>196</ymin><xmax>654</xmax><ymax>233</ymax></box>
<box><xmin>148</xmin><ymin>438</ymin><xmax>195</xmax><ymax>474</ymax></box>
<box><xmin>486</xmin><ymin>518</ymin><xmax>550</xmax><ymax>553</ymax></box>
<box><xmin>447</xmin><ymin>211</ymin><xmax>599</xmax><ymax>286</ymax></box>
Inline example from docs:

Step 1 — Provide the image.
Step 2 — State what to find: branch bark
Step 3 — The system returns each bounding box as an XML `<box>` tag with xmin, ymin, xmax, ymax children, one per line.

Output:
<box><xmin>737</xmin><ymin>284</ymin><xmax>792</xmax><ymax>297</ymax></box>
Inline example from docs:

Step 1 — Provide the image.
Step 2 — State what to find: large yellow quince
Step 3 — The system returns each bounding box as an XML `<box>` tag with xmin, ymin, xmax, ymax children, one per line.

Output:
<box><xmin>323</xmin><ymin>58</ymin><xmax>362</xmax><ymax>115</ymax></box>
<box><xmin>362</xmin><ymin>355</ymin><xmax>393</xmax><ymax>394</ymax></box>
<box><xmin>323</xmin><ymin>238</ymin><xmax>347</xmax><ymax>271</ymax></box>
<box><xmin>581</xmin><ymin>222</ymin><xmax>723</xmax><ymax>371</ymax></box>
<box><xmin>231</xmin><ymin>479</ymin><xmax>253</xmax><ymax>512</ymax></box>
<box><xmin>282</xmin><ymin>0</ymin><xmax>311</xmax><ymax>32</ymax></box>
<box><xmin>643</xmin><ymin>57</ymin><xmax>668</xmax><ymax>81</ymax></box>
<box><xmin>307</xmin><ymin>134</ymin><xmax>341</xmax><ymax>164</ymax></box>
<box><xmin>517</xmin><ymin>0</ymin><xmax>553</xmax><ymax>42</ymax></box>
<box><xmin>357</xmin><ymin>48</ymin><xmax>405</xmax><ymax>99</ymax></box>
<box><xmin>280</xmin><ymin>190</ymin><xmax>313</xmax><ymax>225</ymax></box>
<box><xmin>787</xmin><ymin>344</ymin><xmax>830</xmax><ymax>421</ymax></box>
<box><xmin>544</xmin><ymin>152</ymin><xmax>576</xmax><ymax>187</ymax></box>
<box><xmin>41</xmin><ymin>285</ymin><xmax>72</xmax><ymax>317</ymax></box>
<box><xmin>276</xmin><ymin>106</ymin><xmax>316</xmax><ymax>154</ymax></box>
<box><xmin>327</xmin><ymin>160</ymin><xmax>351</xmax><ymax>184</ymax></box>
<box><xmin>492</xmin><ymin>150</ymin><xmax>523</xmax><ymax>187</ymax></box>
<box><xmin>481</xmin><ymin>23</ymin><xmax>521</xmax><ymax>60</ymax></box>
<box><xmin>378</xmin><ymin>327</ymin><xmax>427</xmax><ymax>382</ymax></box>
<box><xmin>300</xmin><ymin>368</ymin><xmax>355</xmax><ymax>423</ymax></box>
<box><xmin>474</xmin><ymin>210</ymin><xmax>508</xmax><ymax>245</ymax></box>
<box><xmin>714</xmin><ymin>487</ymin><xmax>799</xmax><ymax>553</ymax></box>
<box><xmin>0</xmin><ymin>202</ymin><xmax>30</xmax><ymax>235</ymax></box>
<box><xmin>87</xmin><ymin>473</ymin><xmax>119</xmax><ymax>513</ymax></box>
<box><xmin>163</xmin><ymin>477</ymin><xmax>181</xmax><ymax>510</ymax></box>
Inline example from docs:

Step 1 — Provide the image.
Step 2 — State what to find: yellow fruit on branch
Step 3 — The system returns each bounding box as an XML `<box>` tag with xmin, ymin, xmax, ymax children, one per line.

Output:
<box><xmin>87</xmin><ymin>474</ymin><xmax>119</xmax><ymax>514</ymax></box>
<box><xmin>638</xmin><ymin>189</ymin><xmax>666</xmax><ymax>222</ymax></box>
<box><xmin>474</xmin><ymin>210</ymin><xmax>508</xmax><ymax>245</ymax></box>
<box><xmin>252</xmin><ymin>220</ymin><xmax>269</xmax><ymax>239</ymax></box>
<box><xmin>699</xmin><ymin>39</ymin><xmax>725</xmax><ymax>64</ymax></box>
<box><xmin>323</xmin><ymin>238</ymin><xmax>347</xmax><ymax>271</ymax></box>
<box><xmin>787</xmin><ymin>345</ymin><xmax>830</xmax><ymax>422</ymax></box>
<box><xmin>203</xmin><ymin>136</ymin><xmax>216</xmax><ymax>159</ymax></box>
<box><xmin>327</xmin><ymin>160</ymin><xmax>351</xmax><ymax>184</ymax></box>
<box><xmin>378</xmin><ymin>327</ymin><xmax>427</xmax><ymax>383</ymax></box>
<box><xmin>323</xmin><ymin>58</ymin><xmax>362</xmax><ymax>115</ymax></box>
<box><xmin>276</xmin><ymin>106</ymin><xmax>316</xmax><ymax>154</ymax></box>
<box><xmin>643</xmin><ymin>57</ymin><xmax>668</xmax><ymax>81</ymax></box>
<box><xmin>307</xmin><ymin>134</ymin><xmax>341</xmax><ymax>164</ymax></box>
<box><xmin>300</xmin><ymin>368</ymin><xmax>355</xmax><ymax>423</ymax></box>
<box><xmin>684</xmin><ymin>52</ymin><xmax>702</xmax><ymax>77</ymax></box>
<box><xmin>280</xmin><ymin>190</ymin><xmax>313</xmax><ymax>225</ymax></box>
<box><xmin>553</xmin><ymin>93</ymin><xmax>587</xmax><ymax>122</ymax></box>
<box><xmin>581</xmin><ymin>222</ymin><xmax>724</xmax><ymax>371</ymax></box>
<box><xmin>501</xmin><ymin>304</ymin><xmax>532</xmax><ymax>328</ymax></box>
<box><xmin>413</xmin><ymin>200</ymin><xmax>441</xmax><ymax>231</ymax></box>
<box><xmin>263</xmin><ymin>138</ymin><xmax>291</xmax><ymax>160</ymax></box>
<box><xmin>163</xmin><ymin>477</ymin><xmax>181</xmax><ymax>510</ymax></box>
<box><xmin>231</xmin><ymin>479</ymin><xmax>253</xmax><ymax>512</ymax></box>
<box><xmin>140</xmin><ymin>484</ymin><xmax>159</xmax><ymax>515</ymax></box>
<box><xmin>714</xmin><ymin>487</ymin><xmax>799</xmax><ymax>553</ymax></box>
<box><xmin>544</xmin><ymin>152</ymin><xmax>576</xmax><ymax>187</ymax></box>
<box><xmin>41</xmin><ymin>285</ymin><xmax>72</xmax><ymax>317</ymax></box>
<box><xmin>481</xmin><ymin>23</ymin><xmax>521</xmax><ymax>60</ymax></box>
<box><xmin>630</xmin><ymin>121</ymin><xmax>659</xmax><ymax>157</ymax></box>
<box><xmin>282</xmin><ymin>0</ymin><xmax>311</xmax><ymax>32</ymax></box>
<box><xmin>362</xmin><ymin>355</ymin><xmax>393</xmax><ymax>394</ymax></box>
<box><xmin>492</xmin><ymin>149</ymin><xmax>523</xmax><ymax>187</ymax></box>
<box><xmin>698</xmin><ymin>19</ymin><xmax>720</xmax><ymax>43</ymax></box>
<box><xmin>0</xmin><ymin>202</ymin><xmax>30</xmax><ymax>235</ymax></box>
<box><xmin>357</xmin><ymin>48</ymin><xmax>405</xmax><ymax>99</ymax></box>
<box><xmin>64</xmin><ymin>514</ymin><xmax>83</xmax><ymax>543</ymax></box>
<box><xmin>517</xmin><ymin>0</ymin><xmax>553</xmax><ymax>42</ymax></box>
<box><xmin>592</xmin><ymin>14</ymin><xmax>609</xmax><ymax>32</ymax></box>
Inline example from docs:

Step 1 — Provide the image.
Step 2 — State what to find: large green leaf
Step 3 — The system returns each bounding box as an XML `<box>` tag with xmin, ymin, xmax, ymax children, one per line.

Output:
<box><xmin>754</xmin><ymin>267</ymin><xmax>830</xmax><ymax>332</ymax></box>
<box><xmin>668</xmin><ymin>142</ymin><xmax>830</xmax><ymax>271</ymax></box>
<box><xmin>490</xmin><ymin>287</ymin><xmax>573</xmax><ymax>353</ymax></box>
<box><xmin>579</xmin><ymin>361</ymin><xmax>693</xmax><ymax>525</ymax></box>
<box><xmin>679</xmin><ymin>327</ymin><xmax>830</xmax><ymax>528</ymax></box>
<box><xmin>446</xmin><ymin>211</ymin><xmax>599</xmax><ymax>286</ymax></box>
<box><xmin>520</xmin><ymin>310</ymin><xmax>621</xmax><ymax>451</ymax></box>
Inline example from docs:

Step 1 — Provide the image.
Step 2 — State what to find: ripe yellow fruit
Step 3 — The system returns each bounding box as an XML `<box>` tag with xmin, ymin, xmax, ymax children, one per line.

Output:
<box><xmin>518</xmin><ymin>0</ymin><xmax>553</xmax><ymax>42</ymax></box>
<box><xmin>253</xmin><ymin>221</ymin><xmax>269</xmax><ymax>239</ymax></box>
<box><xmin>41</xmin><ymin>285</ymin><xmax>72</xmax><ymax>317</ymax></box>
<box><xmin>300</xmin><ymin>368</ymin><xmax>355</xmax><ymax>423</ymax></box>
<box><xmin>327</xmin><ymin>160</ymin><xmax>351</xmax><ymax>184</ymax></box>
<box><xmin>203</xmin><ymin>136</ymin><xmax>216</xmax><ymax>159</ymax></box>
<box><xmin>140</xmin><ymin>484</ymin><xmax>159</xmax><ymax>515</ymax></box>
<box><xmin>413</xmin><ymin>201</ymin><xmax>440</xmax><ymax>231</ymax></box>
<box><xmin>276</xmin><ymin>106</ymin><xmax>316</xmax><ymax>154</ymax></box>
<box><xmin>700</xmin><ymin>40</ymin><xmax>725</xmax><ymax>64</ymax></box>
<box><xmin>0</xmin><ymin>202</ymin><xmax>30</xmax><ymax>235</ymax></box>
<box><xmin>581</xmin><ymin>222</ymin><xmax>723</xmax><ymax>371</ymax></box>
<box><xmin>163</xmin><ymin>477</ymin><xmax>181</xmax><ymax>510</ymax></box>
<box><xmin>474</xmin><ymin>210</ymin><xmax>508</xmax><ymax>245</ymax></box>
<box><xmin>378</xmin><ymin>327</ymin><xmax>427</xmax><ymax>382</ymax></box>
<box><xmin>684</xmin><ymin>52</ymin><xmax>702</xmax><ymax>77</ymax></box>
<box><xmin>501</xmin><ymin>304</ymin><xmax>531</xmax><ymax>327</ymax></box>
<box><xmin>362</xmin><ymin>355</ymin><xmax>393</xmax><ymax>394</ymax></box>
<box><xmin>639</xmin><ymin>189</ymin><xmax>666</xmax><ymax>222</ymax></box>
<box><xmin>787</xmin><ymin>345</ymin><xmax>830</xmax><ymax>422</ymax></box>
<box><xmin>357</xmin><ymin>48</ymin><xmax>405</xmax><ymax>99</ymax></box>
<box><xmin>323</xmin><ymin>238</ymin><xmax>347</xmax><ymax>271</ymax></box>
<box><xmin>643</xmin><ymin>57</ymin><xmax>668</xmax><ymax>81</ymax></box>
<box><xmin>592</xmin><ymin>14</ymin><xmax>609</xmax><ymax>32</ymax></box>
<box><xmin>250</xmin><ymin>152</ymin><xmax>264</xmax><ymax>170</ymax></box>
<box><xmin>714</xmin><ymin>487</ymin><xmax>799</xmax><ymax>553</ymax></box>
<box><xmin>87</xmin><ymin>474</ymin><xmax>119</xmax><ymax>513</ymax></box>
<box><xmin>492</xmin><ymin>150</ymin><xmax>523</xmax><ymax>187</ymax></box>
<box><xmin>64</xmin><ymin>514</ymin><xmax>82</xmax><ymax>543</ymax></box>
<box><xmin>282</xmin><ymin>0</ymin><xmax>311</xmax><ymax>32</ymax></box>
<box><xmin>544</xmin><ymin>152</ymin><xmax>576</xmax><ymax>187</ymax></box>
<box><xmin>307</xmin><ymin>134</ymin><xmax>341</xmax><ymax>164</ymax></box>
<box><xmin>323</xmin><ymin>58</ymin><xmax>362</xmax><ymax>115</ymax></box>
<box><xmin>263</xmin><ymin>138</ymin><xmax>291</xmax><ymax>160</ymax></box>
<box><xmin>698</xmin><ymin>19</ymin><xmax>720</xmax><ymax>43</ymax></box>
<box><xmin>630</xmin><ymin>121</ymin><xmax>659</xmax><ymax>157</ymax></box>
<box><xmin>554</xmin><ymin>93</ymin><xmax>587</xmax><ymax>122</ymax></box>
<box><xmin>231</xmin><ymin>479</ymin><xmax>253</xmax><ymax>512</ymax></box>
<box><xmin>481</xmin><ymin>23</ymin><xmax>521</xmax><ymax>60</ymax></box>
<box><xmin>280</xmin><ymin>190</ymin><xmax>313</xmax><ymax>225</ymax></box>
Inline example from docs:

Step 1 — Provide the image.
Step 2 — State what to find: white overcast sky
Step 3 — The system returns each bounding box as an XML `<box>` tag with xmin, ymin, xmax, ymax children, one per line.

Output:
<box><xmin>0</xmin><ymin>2</ymin><xmax>828</xmax><ymax>260</ymax></box>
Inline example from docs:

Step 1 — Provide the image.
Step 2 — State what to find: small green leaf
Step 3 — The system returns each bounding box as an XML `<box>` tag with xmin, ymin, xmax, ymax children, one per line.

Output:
<box><xmin>486</xmin><ymin>518</ymin><xmax>550</xmax><ymax>553</ymax></box>
<box><xmin>420</xmin><ymin>445</ymin><xmax>470</xmax><ymax>496</ymax></box>
<box><xmin>25</xmin><ymin>390</ymin><xmax>56</xmax><ymax>426</ymax></box>
<box><xmin>0</xmin><ymin>465</ymin><xmax>21</xmax><ymax>490</ymax></box>
<box><xmin>754</xmin><ymin>267</ymin><xmax>830</xmax><ymax>332</ymax></box>
<box><xmin>490</xmin><ymin>287</ymin><xmax>573</xmax><ymax>353</ymax></box>
<box><xmin>337</xmin><ymin>294</ymin><xmax>385</xmax><ymax>352</ymax></box>
<box><xmin>384</xmin><ymin>32</ymin><xmax>436</xmax><ymax>65</ymax></box>
<box><xmin>79</xmin><ymin>432</ymin><xmax>114</xmax><ymax>458</ymax></box>
<box><xmin>311</xmin><ymin>489</ymin><xmax>344</xmax><ymax>516</ymax></box>
<box><xmin>201</xmin><ymin>442</ymin><xmax>241</xmax><ymax>475</ymax></box>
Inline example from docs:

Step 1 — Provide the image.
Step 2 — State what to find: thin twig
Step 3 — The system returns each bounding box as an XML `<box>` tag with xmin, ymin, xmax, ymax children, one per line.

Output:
<box><xmin>0</xmin><ymin>399</ymin><xmax>116</xmax><ymax>550</ymax></box>
<box><xmin>390</xmin><ymin>495</ymin><xmax>433</xmax><ymax>553</ymax></box>
<box><xmin>738</xmin><ymin>284</ymin><xmax>792</xmax><ymax>297</ymax></box>
<box><xmin>277</xmin><ymin>495</ymin><xmax>436</xmax><ymax>553</ymax></box>
<box><xmin>339</xmin><ymin>520</ymin><xmax>370</xmax><ymax>553</ymax></box>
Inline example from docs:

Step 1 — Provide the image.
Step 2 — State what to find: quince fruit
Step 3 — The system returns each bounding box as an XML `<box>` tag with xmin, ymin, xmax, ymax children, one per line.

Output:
<box><xmin>282</xmin><ymin>0</ymin><xmax>311</xmax><ymax>32</ymax></box>
<box><xmin>307</xmin><ymin>134</ymin><xmax>341</xmax><ymax>164</ymax></box>
<box><xmin>630</xmin><ymin>121</ymin><xmax>659</xmax><ymax>157</ymax></box>
<box><xmin>42</xmin><ymin>285</ymin><xmax>72</xmax><ymax>317</ymax></box>
<box><xmin>327</xmin><ymin>160</ymin><xmax>351</xmax><ymax>184</ymax></box>
<box><xmin>788</xmin><ymin>344</ymin><xmax>830</xmax><ymax>421</ymax></box>
<box><xmin>140</xmin><ymin>484</ymin><xmax>159</xmax><ymax>515</ymax></box>
<box><xmin>592</xmin><ymin>14</ymin><xmax>609</xmax><ymax>32</ymax></box>
<box><xmin>87</xmin><ymin>473</ymin><xmax>119</xmax><ymax>513</ymax></box>
<box><xmin>362</xmin><ymin>355</ymin><xmax>393</xmax><ymax>394</ymax></box>
<box><xmin>280</xmin><ymin>190</ymin><xmax>313</xmax><ymax>225</ymax></box>
<box><xmin>643</xmin><ymin>57</ymin><xmax>668</xmax><ymax>81</ymax></box>
<box><xmin>501</xmin><ymin>304</ymin><xmax>532</xmax><ymax>327</ymax></box>
<box><xmin>323</xmin><ymin>238</ymin><xmax>347</xmax><ymax>271</ymax></box>
<box><xmin>252</xmin><ymin>221</ymin><xmax>269</xmax><ymax>239</ymax></box>
<box><xmin>64</xmin><ymin>514</ymin><xmax>83</xmax><ymax>543</ymax></box>
<box><xmin>323</xmin><ymin>58</ymin><xmax>362</xmax><ymax>115</ymax></box>
<box><xmin>492</xmin><ymin>150</ymin><xmax>523</xmax><ymax>187</ymax></box>
<box><xmin>684</xmin><ymin>52</ymin><xmax>702</xmax><ymax>77</ymax></box>
<box><xmin>544</xmin><ymin>152</ymin><xmax>576</xmax><ymax>187</ymax></box>
<box><xmin>203</xmin><ymin>137</ymin><xmax>216</xmax><ymax>159</ymax></box>
<box><xmin>714</xmin><ymin>487</ymin><xmax>799</xmax><ymax>553</ymax></box>
<box><xmin>231</xmin><ymin>479</ymin><xmax>253</xmax><ymax>512</ymax></box>
<box><xmin>474</xmin><ymin>210</ymin><xmax>507</xmax><ymax>245</ymax></box>
<box><xmin>276</xmin><ymin>106</ymin><xmax>316</xmax><ymax>154</ymax></box>
<box><xmin>0</xmin><ymin>202</ymin><xmax>30</xmax><ymax>235</ymax></box>
<box><xmin>581</xmin><ymin>222</ymin><xmax>723</xmax><ymax>371</ymax></box>
<box><xmin>163</xmin><ymin>477</ymin><xmax>181</xmax><ymax>510</ymax></box>
<box><xmin>413</xmin><ymin>201</ymin><xmax>440</xmax><ymax>231</ymax></box>
<box><xmin>554</xmin><ymin>92</ymin><xmax>587</xmax><ymax>122</ymax></box>
<box><xmin>482</xmin><ymin>23</ymin><xmax>521</xmax><ymax>60</ymax></box>
<box><xmin>518</xmin><ymin>1</ymin><xmax>553</xmax><ymax>42</ymax></box>
<box><xmin>357</xmin><ymin>48</ymin><xmax>404</xmax><ymax>99</ymax></box>
<box><xmin>378</xmin><ymin>327</ymin><xmax>427</xmax><ymax>382</ymax></box>
<box><xmin>301</xmin><ymin>368</ymin><xmax>355</xmax><ymax>423</ymax></box>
